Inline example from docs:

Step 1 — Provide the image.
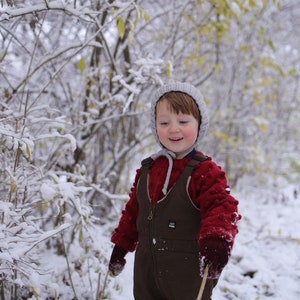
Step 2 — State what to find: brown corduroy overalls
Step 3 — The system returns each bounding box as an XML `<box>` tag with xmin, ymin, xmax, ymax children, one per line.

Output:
<box><xmin>134</xmin><ymin>155</ymin><xmax>217</xmax><ymax>300</ymax></box>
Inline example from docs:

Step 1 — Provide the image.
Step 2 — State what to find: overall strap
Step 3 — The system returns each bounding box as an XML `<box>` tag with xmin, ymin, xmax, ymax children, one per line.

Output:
<box><xmin>140</xmin><ymin>156</ymin><xmax>153</xmax><ymax>172</ymax></box>
<box><xmin>141</xmin><ymin>156</ymin><xmax>153</xmax><ymax>167</ymax></box>
<box><xmin>190</xmin><ymin>154</ymin><xmax>208</xmax><ymax>164</ymax></box>
<box><xmin>143</xmin><ymin>154</ymin><xmax>208</xmax><ymax>197</ymax></box>
<box><xmin>138</xmin><ymin>157</ymin><xmax>153</xmax><ymax>189</ymax></box>
<box><xmin>180</xmin><ymin>154</ymin><xmax>208</xmax><ymax>178</ymax></box>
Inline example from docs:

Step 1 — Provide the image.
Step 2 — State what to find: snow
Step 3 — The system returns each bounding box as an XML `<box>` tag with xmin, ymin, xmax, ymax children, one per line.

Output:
<box><xmin>1</xmin><ymin>1</ymin><xmax>300</xmax><ymax>298</ymax></box>
<box><xmin>108</xmin><ymin>185</ymin><xmax>300</xmax><ymax>299</ymax></box>
<box><xmin>213</xmin><ymin>189</ymin><xmax>300</xmax><ymax>300</ymax></box>
<box><xmin>36</xmin><ymin>133</ymin><xmax>77</xmax><ymax>152</ymax></box>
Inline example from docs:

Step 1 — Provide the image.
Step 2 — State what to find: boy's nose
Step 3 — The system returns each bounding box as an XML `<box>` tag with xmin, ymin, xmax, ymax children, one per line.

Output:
<box><xmin>169</xmin><ymin>123</ymin><xmax>180</xmax><ymax>132</ymax></box>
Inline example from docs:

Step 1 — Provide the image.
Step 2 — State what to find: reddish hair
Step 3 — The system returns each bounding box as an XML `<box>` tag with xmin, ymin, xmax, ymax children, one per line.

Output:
<box><xmin>157</xmin><ymin>91</ymin><xmax>201</xmax><ymax>126</ymax></box>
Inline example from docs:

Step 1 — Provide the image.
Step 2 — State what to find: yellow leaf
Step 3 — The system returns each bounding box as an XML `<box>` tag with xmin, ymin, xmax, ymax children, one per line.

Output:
<box><xmin>166</xmin><ymin>61</ymin><xmax>172</xmax><ymax>79</ymax></box>
<box><xmin>213</xmin><ymin>130</ymin><xmax>230</xmax><ymax>142</ymax></box>
<box><xmin>212</xmin><ymin>0</ymin><xmax>227</xmax><ymax>9</ymax></box>
<box><xmin>289</xmin><ymin>69</ymin><xmax>297</xmax><ymax>76</ymax></box>
<box><xmin>249</xmin><ymin>0</ymin><xmax>256</xmax><ymax>8</ymax></box>
<box><xmin>78</xmin><ymin>57</ymin><xmax>86</xmax><ymax>74</ymax></box>
<box><xmin>117</xmin><ymin>17</ymin><xmax>125</xmax><ymax>39</ymax></box>
<box><xmin>215</xmin><ymin>63</ymin><xmax>223</xmax><ymax>72</ymax></box>
<box><xmin>197</xmin><ymin>56</ymin><xmax>204</xmax><ymax>67</ymax></box>
<box><xmin>200</xmin><ymin>24</ymin><xmax>213</xmax><ymax>35</ymax></box>
<box><xmin>260</xmin><ymin>123</ymin><xmax>268</xmax><ymax>133</ymax></box>
<box><xmin>143</xmin><ymin>12</ymin><xmax>151</xmax><ymax>22</ymax></box>
<box><xmin>261</xmin><ymin>57</ymin><xmax>285</xmax><ymax>77</ymax></box>
<box><xmin>10</xmin><ymin>176</ymin><xmax>17</xmax><ymax>193</ymax></box>
<box><xmin>260</xmin><ymin>78</ymin><xmax>273</xmax><ymax>86</ymax></box>
<box><xmin>79</xmin><ymin>228</ymin><xmax>84</xmax><ymax>244</ymax></box>
<box><xmin>26</xmin><ymin>143</ymin><xmax>31</xmax><ymax>161</ymax></box>
<box><xmin>31</xmin><ymin>287</ymin><xmax>39</xmax><ymax>298</ymax></box>
<box><xmin>133</xmin><ymin>6</ymin><xmax>140</xmax><ymax>27</ymax></box>
<box><xmin>43</xmin><ymin>201</ymin><xmax>49</xmax><ymax>210</ymax></box>
<box><xmin>268</xmin><ymin>40</ymin><xmax>275</xmax><ymax>51</ymax></box>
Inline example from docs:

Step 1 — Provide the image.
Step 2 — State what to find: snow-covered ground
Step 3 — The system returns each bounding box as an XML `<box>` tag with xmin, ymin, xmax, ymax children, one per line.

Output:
<box><xmin>108</xmin><ymin>184</ymin><xmax>300</xmax><ymax>299</ymax></box>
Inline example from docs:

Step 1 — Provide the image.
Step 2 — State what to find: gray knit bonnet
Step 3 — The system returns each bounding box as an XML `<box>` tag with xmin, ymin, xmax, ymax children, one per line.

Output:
<box><xmin>150</xmin><ymin>82</ymin><xmax>209</xmax><ymax>195</ymax></box>
<box><xmin>150</xmin><ymin>82</ymin><xmax>209</xmax><ymax>147</ymax></box>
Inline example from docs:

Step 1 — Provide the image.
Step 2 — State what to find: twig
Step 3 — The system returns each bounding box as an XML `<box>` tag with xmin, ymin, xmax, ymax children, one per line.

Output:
<box><xmin>61</xmin><ymin>233</ymin><xmax>79</xmax><ymax>300</ymax></box>
<box><xmin>97</xmin><ymin>269</ymin><xmax>110</xmax><ymax>300</ymax></box>
<box><xmin>196</xmin><ymin>265</ymin><xmax>209</xmax><ymax>300</ymax></box>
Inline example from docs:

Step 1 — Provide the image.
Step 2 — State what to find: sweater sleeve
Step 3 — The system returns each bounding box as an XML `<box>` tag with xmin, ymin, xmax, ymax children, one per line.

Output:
<box><xmin>111</xmin><ymin>169</ymin><xmax>141</xmax><ymax>252</ymax></box>
<box><xmin>189</xmin><ymin>158</ymin><xmax>241</xmax><ymax>245</ymax></box>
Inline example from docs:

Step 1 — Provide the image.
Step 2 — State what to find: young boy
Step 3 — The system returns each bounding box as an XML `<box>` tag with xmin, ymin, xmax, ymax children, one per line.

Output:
<box><xmin>109</xmin><ymin>82</ymin><xmax>241</xmax><ymax>300</ymax></box>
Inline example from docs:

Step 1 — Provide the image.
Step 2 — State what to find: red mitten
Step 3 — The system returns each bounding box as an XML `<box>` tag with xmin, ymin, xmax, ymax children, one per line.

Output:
<box><xmin>109</xmin><ymin>245</ymin><xmax>128</xmax><ymax>276</ymax></box>
<box><xmin>199</xmin><ymin>238</ymin><xmax>231</xmax><ymax>279</ymax></box>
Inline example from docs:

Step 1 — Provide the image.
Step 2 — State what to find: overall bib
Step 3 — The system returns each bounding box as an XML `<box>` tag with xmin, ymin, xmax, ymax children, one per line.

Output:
<box><xmin>134</xmin><ymin>156</ymin><xmax>216</xmax><ymax>300</ymax></box>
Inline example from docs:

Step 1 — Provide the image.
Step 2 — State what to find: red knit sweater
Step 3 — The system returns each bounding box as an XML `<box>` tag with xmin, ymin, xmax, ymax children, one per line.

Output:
<box><xmin>111</xmin><ymin>152</ymin><xmax>241</xmax><ymax>252</ymax></box>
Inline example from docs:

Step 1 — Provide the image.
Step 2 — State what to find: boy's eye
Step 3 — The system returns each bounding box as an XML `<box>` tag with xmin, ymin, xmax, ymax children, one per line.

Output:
<box><xmin>159</xmin><ymin>122</ymin><xmax>169</xmax><ymax>126</ymax></box>
<box><xmin>179</xmin><ymin>120</ymin><xmax>189</xmax><ymax>124</ymax></box>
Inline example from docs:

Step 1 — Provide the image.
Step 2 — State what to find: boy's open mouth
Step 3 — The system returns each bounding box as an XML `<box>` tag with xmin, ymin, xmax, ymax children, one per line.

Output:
<box><xmin>169</xmin><ymin>137</ymin><xmax>183</xmax><ymax>141</ymax></box>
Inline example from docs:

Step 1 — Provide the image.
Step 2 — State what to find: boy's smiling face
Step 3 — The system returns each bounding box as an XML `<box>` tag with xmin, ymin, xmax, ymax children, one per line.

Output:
<box><xmin>156</xmin><ymin>99</ymin><xmax>199</xmax><ymax>158</ymax></box>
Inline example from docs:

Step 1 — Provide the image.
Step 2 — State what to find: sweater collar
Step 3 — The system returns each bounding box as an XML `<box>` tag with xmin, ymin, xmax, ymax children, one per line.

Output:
<box><xmin>150</xmin><ymin>148</ymin><xmax>196</xmax><ymax>195</ymax></box>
